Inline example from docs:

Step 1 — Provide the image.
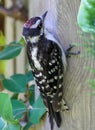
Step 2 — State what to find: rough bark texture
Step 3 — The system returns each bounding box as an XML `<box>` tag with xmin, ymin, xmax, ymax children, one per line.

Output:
<box><xmin>29</xmin><ymin>0</ymin><xmax>95</xmax><ymax>130</ymax></box>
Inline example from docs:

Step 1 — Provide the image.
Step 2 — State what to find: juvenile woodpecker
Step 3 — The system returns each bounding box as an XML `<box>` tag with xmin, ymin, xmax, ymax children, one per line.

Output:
<box><xmin>22</xmin><ymin>11</ymin><xmax>68</xmax><ymax>130</ymax></box>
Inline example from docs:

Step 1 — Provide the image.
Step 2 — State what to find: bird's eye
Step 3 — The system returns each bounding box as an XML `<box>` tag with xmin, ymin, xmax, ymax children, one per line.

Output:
<box><xmin>38</xmin><ymin>23</ymin><xmax>42</xmax><ymax>29</ymax></box>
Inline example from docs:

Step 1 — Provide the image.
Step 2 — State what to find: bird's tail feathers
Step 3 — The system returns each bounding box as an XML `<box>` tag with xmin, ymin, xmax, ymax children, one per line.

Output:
<box><xmin>48</xmin><ymin>104</ymin><xmax>54</xmax><ymax>130</ymax></box>
<box><xmin>48</xmin><ymin>104</ymin><xmax>62</xmax><ymax>130</ymax></box>
<box><xmin>53</xmin><ymin>111</ymin><xmax>62</xmax><ymax>127</ymax></box>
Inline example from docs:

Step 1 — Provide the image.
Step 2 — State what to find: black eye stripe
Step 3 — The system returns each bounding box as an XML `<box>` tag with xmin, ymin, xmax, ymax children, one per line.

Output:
<box><xmin>29</xmin><ymin>28</ymin><xmax>40</xmax><ymax>36</ymax></box>
<box><xmin>23</xmin><ymin>27</ymin><xmax>40</xmax><ymax>37</ymax></box>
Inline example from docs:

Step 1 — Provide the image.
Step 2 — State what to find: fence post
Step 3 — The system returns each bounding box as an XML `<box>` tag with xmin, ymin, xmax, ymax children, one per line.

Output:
<box><xmin>28</xmin><ymin>0</ymin><xmax>95</xmax><ymax>130</ymax></box>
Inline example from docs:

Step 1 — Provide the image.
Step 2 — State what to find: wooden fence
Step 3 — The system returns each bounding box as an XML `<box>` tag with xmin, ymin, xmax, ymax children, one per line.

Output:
<box><xmin>5</xmin><ymin>0</ymin><xmax>95</xmax><ymax>130</ymax></box>
<box><xmin>5</xmin><ymin>0</ymin><xmax>27</xmax><ymax>76</ymax></box>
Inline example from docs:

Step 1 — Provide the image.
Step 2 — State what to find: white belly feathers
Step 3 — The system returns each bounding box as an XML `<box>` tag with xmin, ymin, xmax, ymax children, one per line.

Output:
<box><xmin>31</xmin><ymin>47</ymin><xmax>43</xmax><ymax>70</ymax></box>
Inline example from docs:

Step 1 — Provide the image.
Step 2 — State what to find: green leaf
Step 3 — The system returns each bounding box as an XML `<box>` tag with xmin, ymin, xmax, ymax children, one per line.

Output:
<box><xmin>3</xmin><ymin>74</ymin><xmax>27</xmax><ymax>93</ymax></box>
<box><xmin>0</xmin><ymin>117</ymin><xmax>7</xmax><ymax>130</ymax></box>
<box><xmin>0</xmin><ymin>93</ymin><xmax>17</xmax><ymax>123</ymax></box>
<box><xmin>77</xmin><ymin>0</ymin><xmax>95</xmax><ymax>33</ymax></box>
<box><xmin>29</xmin><ymin>95</ymin><xmax>46</xmax><ymax>124</ymax></box>
<box><xmin>28</xmin><ymin>85</ymin><xmax>35</xmax><ymax>105</ymax></box>
<box><xmin>0</xmin><ymin>41</ymin><xmax>23</xmax><ymax>60</ymax></box>
<box><xmin>4</xmin><ymin>124</ymin><xmax>21</xmax><ymax>130</ymax></box>
<box><xmin>11</xmin><ymin>93</ymin><xmax>19</xmax><ymax>100</ymax></box>
<box><xmin>25</xmin><ymin>71</ymin><xmax>34</xmax><ymax>82</ymax></box>
<box><xmin>11</xmin><ymin>99</ymin><xmax>27</xmax><ymax>120</ymax></box>
<box><xmin>23</xmin><ymin>122</ymin><xmax>33</xmax><ymax>130</ymax></box>
<box><xmin>19</xmin><ymin>37</ymin><xmax>26</xmax><ymax>45</ymax></box>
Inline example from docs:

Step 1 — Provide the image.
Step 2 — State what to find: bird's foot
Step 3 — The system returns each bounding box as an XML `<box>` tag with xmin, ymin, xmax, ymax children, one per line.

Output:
<box><xmin>65</xmin><ymin>44</ymin><xmax>80</xmax><ymax>57</ymax></box>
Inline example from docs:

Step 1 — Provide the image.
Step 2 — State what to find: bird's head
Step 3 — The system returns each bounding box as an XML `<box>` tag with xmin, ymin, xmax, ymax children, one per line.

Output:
<box><xmin>22</xmin><ymin>11</ymin><xmax>48</xmax><ymax>43</ymax></box>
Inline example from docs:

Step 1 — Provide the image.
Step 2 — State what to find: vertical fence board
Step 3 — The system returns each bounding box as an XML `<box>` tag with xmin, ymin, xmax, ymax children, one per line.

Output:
<box><xmin>5</xmin><ymin>0</ymin><xmax>26</xmax><ymax>76</ymax></box>
<box><xmin>5</xmin><ymin>0</ymin><xmax>14</xmax><ymax>76</ymax></box>
<box><xmin>5</xmin><ymin>18</ymin><xmax>14</xmax><ymax>76</ymax></box>
<box><xmin>29</xmin><ymin>0</ymin><xmax>95</xmax><ymax>130</ymax></box>
<box><xmin>15</xmin><ymin>21</ymin><xmax>26</xmax><ymax>74</ymax></box>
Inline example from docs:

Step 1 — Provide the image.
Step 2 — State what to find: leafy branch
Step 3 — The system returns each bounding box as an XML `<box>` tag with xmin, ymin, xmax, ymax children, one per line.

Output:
<box><xmin>0</xmin><ymin>36</ymin><xmax>46</xmax><ymax>130</ymax></box>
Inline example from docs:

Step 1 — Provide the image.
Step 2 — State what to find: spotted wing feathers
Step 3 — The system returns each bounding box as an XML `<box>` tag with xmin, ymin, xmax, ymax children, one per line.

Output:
<box><xmin>27</xmin><ymin>40</ymin><xmax>67</xmax><ymax>129</ymax></box>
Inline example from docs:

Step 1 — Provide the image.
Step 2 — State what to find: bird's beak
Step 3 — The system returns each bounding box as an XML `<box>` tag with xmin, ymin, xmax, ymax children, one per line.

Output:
<box><xmin>41</xmin><ymin>11</ymin><xmax>48</xmax><ymax>21</ymax></box>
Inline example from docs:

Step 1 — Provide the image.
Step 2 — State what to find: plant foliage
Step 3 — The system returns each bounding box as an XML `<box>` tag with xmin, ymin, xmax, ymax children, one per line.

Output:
<box><xmin>77</xmin><ymin>0</ymin><xmax>95</xmax><ymax>33</ymax></box>
<box><xmin>77</xmin><ymin>0</ymin><xmax>95</xmax><ymax>94</ymax></box>
<box><xmin>0</xmin><ymin>38</ymin><xmax>46</xmax><ymax>130</ymax></box>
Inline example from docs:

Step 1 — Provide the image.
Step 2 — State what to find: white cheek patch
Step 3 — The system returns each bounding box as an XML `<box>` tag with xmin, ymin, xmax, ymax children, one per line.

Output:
<box><xmin>30</xmin><ymin>20</ymin><xmax>41</xmax><ymax>29</ymax></box>
<box><xmin>29</xmin><ymin>36</ymin><xmax>40</xmax><ymax>43</ymax></box>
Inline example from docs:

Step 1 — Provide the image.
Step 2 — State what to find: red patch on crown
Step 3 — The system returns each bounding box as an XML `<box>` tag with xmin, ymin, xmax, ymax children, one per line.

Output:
<box><xmin>24</xmin><ymin>17</ymin><xmax>40</xmax><ymax>28</ymax></box>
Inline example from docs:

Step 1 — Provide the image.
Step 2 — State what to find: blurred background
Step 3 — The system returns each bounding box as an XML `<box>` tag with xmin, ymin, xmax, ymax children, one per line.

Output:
<box><xmin>0</xmin><ymin>0</ymin><xmax>28</xmax><ymax>89</ymax></box>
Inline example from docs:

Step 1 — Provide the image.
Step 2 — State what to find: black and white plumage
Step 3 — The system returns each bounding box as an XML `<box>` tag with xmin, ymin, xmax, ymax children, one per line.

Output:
<box><xmin>22</xmin><ymin>11</ymin><xmax>68</xmax><ymax>130</ymax></box>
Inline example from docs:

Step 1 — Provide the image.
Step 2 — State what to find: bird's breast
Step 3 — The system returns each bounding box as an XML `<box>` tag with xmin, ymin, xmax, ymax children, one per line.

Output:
<box><xmin>31</xmin><ymin>47</ymin><xmax>43</xmax><ymax>70</ymax></box>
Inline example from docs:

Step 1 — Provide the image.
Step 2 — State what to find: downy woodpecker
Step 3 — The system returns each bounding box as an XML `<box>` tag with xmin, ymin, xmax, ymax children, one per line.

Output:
<box><xmin>22</xmin><ymin>11</ymin><xmax>69</xmax><ymax>130</ymax></box>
